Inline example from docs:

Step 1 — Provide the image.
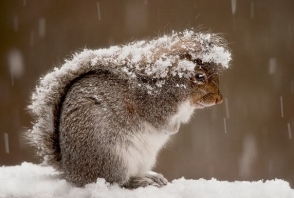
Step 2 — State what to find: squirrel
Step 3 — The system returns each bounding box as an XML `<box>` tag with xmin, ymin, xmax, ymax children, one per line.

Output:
<box><xmin>27</xmin><ymin>30</ymin><xmax>231</xmax><ymax>188</ymax></box>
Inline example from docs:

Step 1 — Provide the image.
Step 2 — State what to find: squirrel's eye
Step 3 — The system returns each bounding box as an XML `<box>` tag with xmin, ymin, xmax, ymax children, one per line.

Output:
<box><xmin>195</xmin><ymin>73</ymin><xmax>206</xmax><ymax>82</ymax></box>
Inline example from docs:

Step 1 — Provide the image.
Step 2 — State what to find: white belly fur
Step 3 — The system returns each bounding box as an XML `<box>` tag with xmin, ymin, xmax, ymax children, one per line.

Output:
<box><xmin>118</xmin><ymin>100</ymin><xmax>195</xmax><ymax>177</ymax></box>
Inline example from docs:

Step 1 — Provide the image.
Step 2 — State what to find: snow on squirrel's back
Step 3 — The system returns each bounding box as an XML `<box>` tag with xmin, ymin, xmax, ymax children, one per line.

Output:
<box><xmin>0</xmin><ymin>162</ymin><xmax>293</xmax><ymax>198</ymax></box>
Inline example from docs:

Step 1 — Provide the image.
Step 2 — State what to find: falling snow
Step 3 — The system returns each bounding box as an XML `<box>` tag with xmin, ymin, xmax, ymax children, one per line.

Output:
<box><xmin>239</xmin><ymin>135</ymin><xmax>257</xmax><ymax>178</ymax></box>
<box><xmin>268</xmin><ymin>58</ymin><xmax>277</xmax><ymax>75</ymax></box>
<box><xmin>30</xmin><ymin>31</ymin><xmax>34</xmax><ymax>46</ymax></box>
<box><xmin>38</xmin><ymin>18</ymin><xmax>46</xmax><ymax>38</ymax></box>
<box><xmin>280</xmin><ymin>96</ymin><xmax>284</xmax><ymax>118</ymax></box>
<box><xmin>97</xmin><ymin>2</ymin><xmax>101</xmax><ymax>20</ymax></box>
<box><xmin>13</xmin><ymin>15</ymin><xmax>18</xmax><ymax>32</ymax></box>
<box><xmin>223</xmin><ymin>117</ymin><xmax>227</xmax><ymax>134</ymax></box>
<box><xmin>250</xmin><ymin>1</ymin><xmax>254</xmax><ymax>19</ymax></box>
<box><xmin>231</xmin><ymin>0</ymin><xmax>237</xmax><ymax>15</ymax></box>
<box><xmin>7</xmin><ymin>49</ymin><xmax>24</xmax><ymax>85</ymax></box>
<box><xmin>288</xmin><ymin>123</ymin><xmax>292</xmax><ymax>139</ymax></box>
<box><xmin>4</xmin><ymin>133</ymin><xmax>9</xmax><ymax>154</ymax></box>
<box><xmin>225</xmin><ymin>97</ymin><xmax>230</xmax><ymax>118</ymax></box>
<box><xmin>289</xmin><ymin>22</ymin><xmax>292</xmax><ymax>40</ymax></box>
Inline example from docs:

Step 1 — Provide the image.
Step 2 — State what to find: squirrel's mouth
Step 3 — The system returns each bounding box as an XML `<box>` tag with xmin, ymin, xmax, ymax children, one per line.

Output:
<box><xmin>194</xmin><ymin>101</ymin><xmax>213</xmax><ymax>109</ymax></box>
<box><xmin>192</xmin><ymin>93</ymin><xmax>223</xmax><ymax>109</ymax></box>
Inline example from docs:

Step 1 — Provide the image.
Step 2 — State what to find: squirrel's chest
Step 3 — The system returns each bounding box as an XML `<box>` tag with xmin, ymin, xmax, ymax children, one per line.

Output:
<box><xmin>117</xmin><ymin>100</ymin><xmax>195</xmax><ymax>177</ymax></box>
<box><xmin>118</xmin><ymin>125</ymin><xmax>169</xmax><ymax>177</ymax></box>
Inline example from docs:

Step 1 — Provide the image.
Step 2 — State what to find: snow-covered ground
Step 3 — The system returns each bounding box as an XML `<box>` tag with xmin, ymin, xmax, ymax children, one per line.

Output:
<box><xmin>0</xmin><ymin>162</ymin><xmax>293</xmax><ymax>198</ymax></box>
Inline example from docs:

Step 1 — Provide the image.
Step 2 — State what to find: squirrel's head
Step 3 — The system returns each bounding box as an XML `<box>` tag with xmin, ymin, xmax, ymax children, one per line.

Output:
<box><xmin>122</xmin><ymin>30</ymin><xmax>231</xmax><ymax>106</ymax></box>
<box><xmin>190</xmin><ymin>61</ymin><xmax>223</xmax><ymax>109</ymax></box>
<box><xmin>178</xmin><ymin>53</ymin><xmax>223</xmax><ymax>109</ymax></box>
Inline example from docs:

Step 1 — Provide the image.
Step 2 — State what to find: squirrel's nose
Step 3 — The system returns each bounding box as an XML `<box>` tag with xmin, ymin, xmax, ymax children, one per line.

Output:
<box><xmin>215</xmin><ymin>93</ymin><xmax>223</xmax><ymax>104</ymax></box>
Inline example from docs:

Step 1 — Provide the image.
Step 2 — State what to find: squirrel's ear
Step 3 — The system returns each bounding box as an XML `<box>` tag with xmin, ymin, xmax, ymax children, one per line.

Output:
<box><xmin>180</xmin><ymin>53</ymin><xmax>192</xmax><ymax>60</ymax></box>
<box><xmin>193</xmin><ymin>59</ymin><xmax>203</xmax><ymax>65</ymax></box>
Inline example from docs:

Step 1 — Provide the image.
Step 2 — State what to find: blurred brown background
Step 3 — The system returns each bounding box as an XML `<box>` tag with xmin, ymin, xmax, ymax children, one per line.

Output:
<box><xmin>1</xmin><ymin>0</ymin><xmax>294</xmax><ymax>187</ymax></box>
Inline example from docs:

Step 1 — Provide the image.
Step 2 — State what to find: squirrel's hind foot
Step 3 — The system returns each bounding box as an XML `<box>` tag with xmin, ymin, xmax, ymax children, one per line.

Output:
<box><xmin>123</xmin><ymin>172</ymin><xmax>168</xmax><ymax>189</ymax></box>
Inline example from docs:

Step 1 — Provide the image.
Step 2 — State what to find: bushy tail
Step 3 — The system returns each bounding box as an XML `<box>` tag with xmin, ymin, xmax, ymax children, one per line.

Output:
<box><xmin>27</xmin><ymin>50</ymin><xmax>98</xmax><ymax>168</ymax></box>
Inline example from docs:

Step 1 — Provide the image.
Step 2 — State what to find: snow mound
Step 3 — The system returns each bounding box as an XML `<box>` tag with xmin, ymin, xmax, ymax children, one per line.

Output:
<box><xmin>0</xmin><ymin>162</ymin><xmax>293</xmax><ymax>198</ymax></box>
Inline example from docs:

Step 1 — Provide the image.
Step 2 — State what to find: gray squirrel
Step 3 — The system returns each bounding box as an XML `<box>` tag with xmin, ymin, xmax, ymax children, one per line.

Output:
<box><xmin>27</xmin><ymin>30</ymin><xmax>231</xmax><ymax>188</ymax></box>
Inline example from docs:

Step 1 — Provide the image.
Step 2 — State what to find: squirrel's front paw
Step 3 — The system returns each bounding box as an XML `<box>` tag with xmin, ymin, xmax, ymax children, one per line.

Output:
<box><xmin>145</xmin><ymin>171</ymin><xmax>168</xmax><ymax>186</ymax></box>
<box><xmin>123</xmin><ymin>172</ymin><xmax>168</xmax><ymax>189</ymax></box>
